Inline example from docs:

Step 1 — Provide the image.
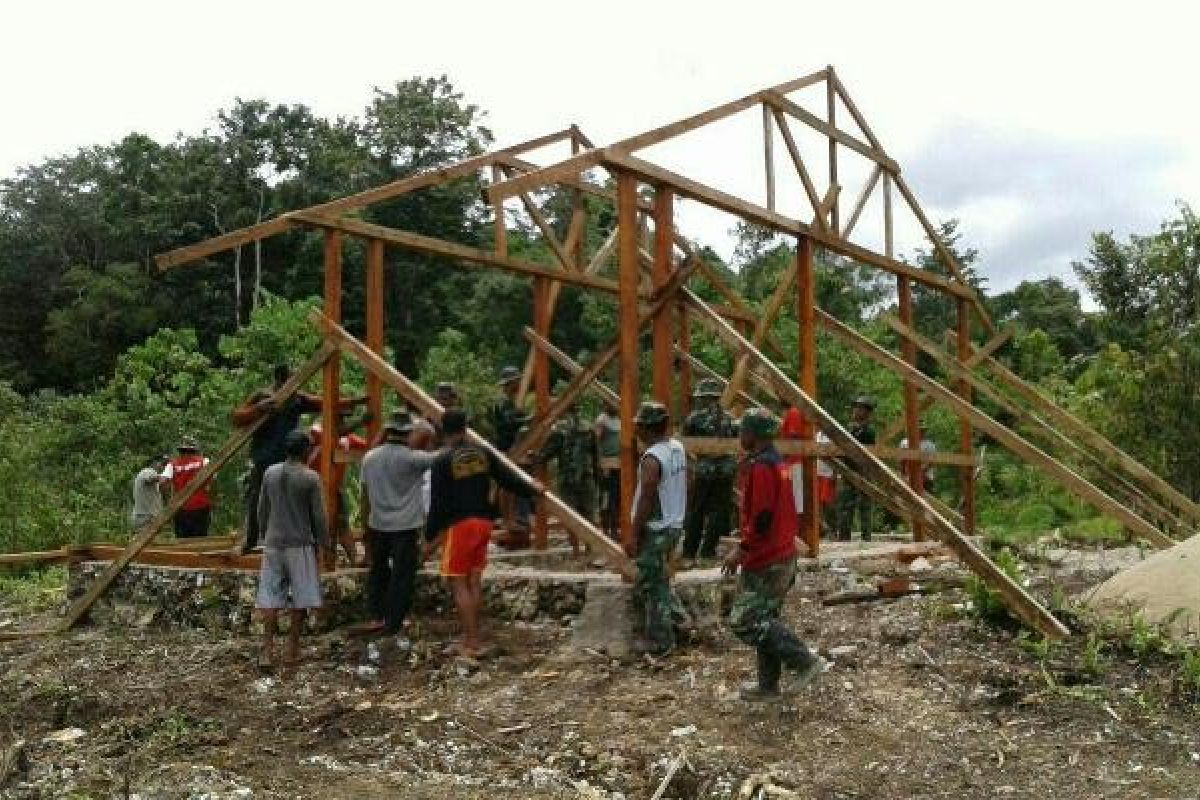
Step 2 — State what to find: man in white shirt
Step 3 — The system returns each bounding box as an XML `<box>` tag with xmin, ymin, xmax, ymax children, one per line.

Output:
<box><xmin>131</xmin><ymin>455</ymin><xmax>168</xmax><ymax>531</ymax></box>
<box><xmin>629</xmin><ymin>401</ymin><xmax>688</xmax><ymax>656</ymax></box>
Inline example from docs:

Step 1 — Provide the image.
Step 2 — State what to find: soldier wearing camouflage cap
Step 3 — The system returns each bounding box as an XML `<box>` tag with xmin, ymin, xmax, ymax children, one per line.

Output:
<box><xmin>835</xmin><ymin>394</ymin><xmax>878</xmax><ymax>541</ymax></box>
<box><xmin>680</xmin><ymin>378</ymin><xmax>737</xmax><ymax>563</ymax></box>
<box><xmin>723</xmin><ymin>408</ymin><xmax>824</xmax><ymax>701</ymax></box>
<box><xmin>629</xmin><ymin>401</ymin><xmax>688</xmax><ymax>655</ymax></box>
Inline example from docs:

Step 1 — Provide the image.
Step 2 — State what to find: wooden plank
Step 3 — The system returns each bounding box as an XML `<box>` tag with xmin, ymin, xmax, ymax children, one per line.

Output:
<box><xmin>321</xmin><ymin>232</ymin><xmax>343</xmax><ymax>565</ymax></box>
<box><xmin>826</xmin><ymin>78</ymin><xmax>840</xmax><ymax>234</ymax></box>
<box><xmin>678</xmin><ymin>302</ymin><xmax>692</xmax><ymax>419</ymax></box>
<box><xmin>289</xmin><ymin>212</ymin><xmax>627</xmax><ymax>296</ymax></box>
<box><xmin>878</xmin><ymin>325</ymin><xmax>1014</xmax><ymax>443</ymax></box>
<box><xmin>841</xmin><ymin>165</ymin><xmax>883</xmax><ymax>241</ymax></box>
<box><xmin>599</xmin><ymin>150</ymin><xmax>976</xmax><ymax>299</ymax></box>
<box><xmin>681</xmin><ymin>438</ymin><xmax>978</xmax><ymax>465</ymax></box>
<box><xmin>762</xmin><ymin>90</ymin><xmax>899</xmax><ymax>173</ymax></box>
<box><xmin>817</xmin><ymin>310</ymin><xmax>1174</xmax><ymax>549</ymax></box>
<box><xmin>771</xmin><ymin>109</ymin><xmax>826</xmax><ymax>230</ymax></box>
<box><xmin>963</xmin><ymin>337</ymin><xmax>1200</xmax><ymax>526</ymax></box>
<box><xmin>365</xmin><ymin>238</ymin><xmax>385</xmax><ymax>442</ymax></box>
<box><xmin>888</xmin><ymin>317</ymin><xmax>1196</xmax><ymax>537</ymax></box>
<box><xmin>491</xmin><ymin>165</ymin><xmax>508</xmax><ymax>258</ymax></box>
<box><xmin>891</xmin><ymin>172</ymin><xmax>996</xmax><ymax>334</ymax></box>
<box><xmin>81</xmin><ymin>545</ymin><xmax>262</xmax><ymax>571</ymax></box>
<box><xmin>58</xmin><ymin>343</ymin><xmax>337</xmax><ymax>631</ymax></box>
<box><xmin>652</xmin><ymin>188</ymin><xmax>675</xmax><ymax>407</ymax></box>
<box><xmin>796</xmin><ymin>235</ymin><xmax>819</xmax><ymax>554</ymax></box>
<box><xmin>0</xmin><ymin>549</ymin><xmax>73</xmax><ymax>566</ymax></box>
<box><xmin>956</xmin><ymin>298</ymin><xmax>976</xmax><ymax>535</ymax></box>
<box><xmin>617</xmin><ymin>174</ymin><xmax>642</xmax><ymax>550</ymax></box>
<box><xmin>533</xmin><ymin>276</ymin><xmax>552</xmax><ymax>550</ymax></box>
<box><xmin>523</xmin><ymin>328</ymin><xmax>620</xmax><ymax>406</ymax></box>
<box><xmin>722</xmin><ymin>252</ymin><xmax>799</xmax><ymax>408</ymax></box>
<box><xmin>816</xmin><ymin>183</ymin><xmax>842</xmax><ymax>228</ymax></box>
<box><xmin>684</xmin><ymin>287</ymin><xmax>1069</xmax><ymax>639</ymax></box>
<box><xmin>898</xmin><ymin>272</ymin><xmax>925</xmax><ymax>541</ymax></box>
<box><xmin>829</xmin><ymin>68</ymin><xmax>884</xmax><ymax>150</ymax></box>
<box><xmin>762</xmin><ymin>104</ymin><xmax>776</xmax><ymax>212</ymax></box>
<box><xmin>311</xmin><ymin>313</ymin><xmax>635</xmax><ymax>579</ymax></box>
<box><xmin>687</xmin><ymin>254</ymin><xmax>789</xmax><ymax>360</ymax></box>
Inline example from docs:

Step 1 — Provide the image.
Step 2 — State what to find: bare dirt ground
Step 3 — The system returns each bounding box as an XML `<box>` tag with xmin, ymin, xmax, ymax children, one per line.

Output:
<box><xmin>3</xmin><ymin>554</ymin><xmax>1200</xmax><ymax>799</ymax></box>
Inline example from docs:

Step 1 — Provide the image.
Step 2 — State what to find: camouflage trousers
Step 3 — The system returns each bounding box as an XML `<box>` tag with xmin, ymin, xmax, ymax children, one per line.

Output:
<box><xmin>558</xmin><ymin>480</ymin><xmax>596</xmax><ymax>522</ymax></box>
<box><xmin>682</xmin><ymin>475</ymin><xmax>734</xmax><ymax>558</ymax></box>
<box><xmin>633</xmin><ymin>527</ymin><xmax>681</xmax><ymax>650</ymax></box>
<box><xmin>834</xmin><ymin>483</ymin><xmax>873</xmax><ymax>540</ymax></box>
<box><xmin>728</xmin><ymin>559</ymin><xmax>797</xmax><ymax>648</ymax></box>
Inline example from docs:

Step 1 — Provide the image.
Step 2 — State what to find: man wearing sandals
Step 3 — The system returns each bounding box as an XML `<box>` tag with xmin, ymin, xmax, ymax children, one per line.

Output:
<box><xmin>425</xmin><ymin>409</ymin><xmax>542</xmax><ymax>658</ymax></box>
<box><xmin>255</xmin><ymin>429</ymin><xmax>328</xmax><ymax>669</ymax></box>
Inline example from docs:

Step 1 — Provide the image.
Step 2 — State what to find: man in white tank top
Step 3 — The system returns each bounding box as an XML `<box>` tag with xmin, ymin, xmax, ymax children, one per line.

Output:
<box><xmin>629</xmin><ymin>401</ymin><xmax>687</xmax><ymax>655</ymax></box>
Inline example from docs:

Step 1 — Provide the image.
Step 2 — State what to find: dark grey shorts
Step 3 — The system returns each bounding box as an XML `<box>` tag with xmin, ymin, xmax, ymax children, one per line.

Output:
<box><xmin>256</xmin><ymin>546</ymin><xmax>322</xmax><ymax>610</ymax></box>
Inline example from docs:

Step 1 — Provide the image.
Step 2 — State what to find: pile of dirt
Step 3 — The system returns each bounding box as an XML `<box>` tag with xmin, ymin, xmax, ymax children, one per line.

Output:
<box><xmin>1082</xmin><ymin>535</ymin><xmax>1200</xmax><ymax>635</ymax></box>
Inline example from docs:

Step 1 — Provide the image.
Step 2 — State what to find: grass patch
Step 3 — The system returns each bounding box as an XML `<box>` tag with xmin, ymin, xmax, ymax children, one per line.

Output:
<box><xmin>0</xmin><ymin>566</ymin><xmax>67</xmax><ymax>613</ymax></box>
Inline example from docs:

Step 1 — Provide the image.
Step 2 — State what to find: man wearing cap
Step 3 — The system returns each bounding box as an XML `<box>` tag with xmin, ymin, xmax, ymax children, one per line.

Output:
<box><xmin>681</xmin><ymin>379</ymin><xmax>737</xmax><ymax>564</ymax></box>
<box><xmin>162</xmin><ymin>436</ymin><xmax>213</xmax><ymax>538</ymax></box>
<box><xmin>629</xmin><ymin>401</ymin><xmax>688</xmax><ymax>655</ymax></box>
<box><xmin>835</xmin><ymin>396</ymin><xmax>878</xmax><ymax>541</ymax></box>
<box><xmin>131</xmin><ymin>455</ymin><xmax>168</xmax><ymax>532</ymax></box>
<box><xmin>361</xmin><ymin>412</ymin><xmax>444</xmax><ymax>637</ymax></box>
<box><xmin>490</xmin><ymin>366</ymin><xmax>533</xmax><ymax>546</ymax></box>
<box><xmin>425</xmin><ymin>409</ymin><xmax>542</xmax><ymax>658</ymax></box>
<box><xmin>534</xmin><ymin>382</ymin><xmax>600</xmax><ymax>553</ymax></box>
<box><xmin>231</xmin><ymin>364</ymin><xmax>366</xmax><ymax>554</ymax></box>
<box><xmin>255</xmin><ymin>429</ymin><xmax>328</xmax><ymax>669</ymax></box>
<box><xmin>724</xmin><ymin>408</ymin><xmax>824</xmax><ymax>701</ymax></box>
<box><xmin>430</xmin><ymin>382</ymin><xmax>461</xmax><ymax>446</ymax></box>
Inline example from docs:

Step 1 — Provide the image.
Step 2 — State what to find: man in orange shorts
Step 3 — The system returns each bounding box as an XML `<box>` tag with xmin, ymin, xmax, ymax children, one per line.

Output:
<box><xmin>425</xmin><ymin>409</ymin><xmax>542</xmax><ymax>657</ymax></box>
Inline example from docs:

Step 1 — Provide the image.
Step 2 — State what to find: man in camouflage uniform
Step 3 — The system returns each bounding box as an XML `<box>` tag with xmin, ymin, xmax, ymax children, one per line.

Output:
<box><xmin>834</xmin><ymin>395</ymin><xmax>877</xmax><ymax>541</ymax></box>
<box><xmin>724</xmin><ymin>408</ymin><xmax>824</xmax><ymax>701</ymax></box>
<box><xmin>491</xmin><ymin>366</ymin><xmax>533</xmax><ymax>545</ymax></box>
<box><xmin>681</xmin><ymin>379</ymin><xmax>737</xmax><ymax>563</ymax></box>
<box><xmin>536</xmin><ymin>383</ymin><xmax>600</xmax><ymax>522</ymax></box>
<box><xmin>629</xmin><ymin>401</ymin><xmax>688</xmax><ymax>656</ymax></box>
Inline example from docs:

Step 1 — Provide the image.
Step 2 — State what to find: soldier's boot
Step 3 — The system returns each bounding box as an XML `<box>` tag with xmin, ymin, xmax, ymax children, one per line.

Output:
<box><xmin>767</xmin><ymin>621</ymin><xmax>826</xmax><ymax>692</ymax></box>
<box><xmin>738</xmin><ymin>646</ymin><xmax>783</xmax><ymax>702</ymax></box>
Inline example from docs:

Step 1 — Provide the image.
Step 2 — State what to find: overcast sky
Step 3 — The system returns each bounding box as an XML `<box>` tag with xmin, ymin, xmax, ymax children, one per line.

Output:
<box><xmin>3</xmin><ymin>1</ymin><xmax>1197</xmax><ymax>299</ymax></box>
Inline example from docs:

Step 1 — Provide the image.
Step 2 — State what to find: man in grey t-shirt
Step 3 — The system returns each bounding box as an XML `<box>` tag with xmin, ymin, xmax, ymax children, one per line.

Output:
<box><xmin>131</xmin><ymin>455</ymin><xmax>168</xmax><ymax>531</ymax></box>
<box><xmin>361</xmin><ymin>412</ymin><xmax>442</xmax><ymax>636</ymax></box>
<box><xmin>255</xmin><ymin>430</ymin><xmax>328</xmax><ymax>669</ymax></box>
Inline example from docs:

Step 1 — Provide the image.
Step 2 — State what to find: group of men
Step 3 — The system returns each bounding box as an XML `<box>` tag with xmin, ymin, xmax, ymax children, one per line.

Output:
<box><xmin>132</xmin><ymin>359</ymin><xmax>905</xmax><ymax>699</ymax></box>
<box><xmin>130</xmin><ymin>437</ymin><xmax>213</xmax><ymax>538</ymax></box>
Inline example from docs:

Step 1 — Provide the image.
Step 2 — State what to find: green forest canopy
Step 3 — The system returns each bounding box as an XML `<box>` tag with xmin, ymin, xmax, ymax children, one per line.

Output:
<box><xmin>2</xmin><ymin>74</ymin><xmax>1199</xmax><ymax>552</ymax></box>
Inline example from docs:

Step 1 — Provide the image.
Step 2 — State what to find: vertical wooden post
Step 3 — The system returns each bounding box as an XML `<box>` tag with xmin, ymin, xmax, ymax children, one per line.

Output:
<box><xmin>889</xmin><ymin>172</ymin><xmax>924</xmax><ymax>541</ymax></box>
<box><xmin>956</xmin><ymin>297</ymin><xmax>976</xmax><ymax>535</ymax></box>
<box><xmin>491</xmin><ymin>165</ymin><xmax>507</xmax><ymax>258</ymax></box>
<box><xmin>321</xmin><ymin>230</ymin><xmax>343</xmax><ymax>569</ymax></box>
<box><xmin>826</xmin><ymin>72</ymin><xmax>839</xmax><ymax>235</ymax></box>
<box><xmin>762</xmin><ymin>104</ymin><xmax>776</xmax><ymax>212</ymax></box>
<box><xmin>617</xmin><ymin>173</ymin><xmax>641</xmax><ymax>549</ymax></box>
<box><xmin>652</xmin><ymin>187</ymin><xmax>674</xmax><ymax>408</ymax></box>
<box><xmin>678</xmin><ymin>300</ymin><xmax>692</xmax><ymax>420</ymax></box>
<box><xmin>796</xmin><ymin>235</ymin><xmax>820</xmax><ymax>556</ymax></box>
<box><xmin>533</xmin><ymin>277</ymin><xmax>551</xmax><ymax>550</ymax></box>
<box><xmin>365</xmin><ymin>238</ymin><xmax>385</xmax><ymax>442</ymax></box>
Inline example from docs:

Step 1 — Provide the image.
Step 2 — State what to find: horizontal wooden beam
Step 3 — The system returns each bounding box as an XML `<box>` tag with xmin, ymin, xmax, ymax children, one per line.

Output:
<box><xmin>290</xmin><ymin>212</ymin><xmax>628</xmax><ymax>296</ymax></box>
<box><xmin>156</xmin><ymin>129</ymin><xmax>577</xmax><ymax>271</ymax></box>
<box><xmin>681</xmin><ymin>437</ymin><xmax>978</xmax><ymax>465</ymax></box>
<box><xmin>818</xmin><ymin>310</ymin><xmax>1174</xmax><ymax>549</ymax></box>
<box><xmin>684</xmin><ymin>287</ymin><xmax>1069</xmax><ymax>639</ymax></box>
<box><xmin>601</xmin><ymin>151</ymin><xmax>975</xmax><ymax>299</ymax></box>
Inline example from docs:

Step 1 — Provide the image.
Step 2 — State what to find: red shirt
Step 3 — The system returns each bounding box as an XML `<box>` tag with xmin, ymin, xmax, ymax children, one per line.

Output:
<box><xmin>737</xmin><ymin>444</ymin><xmax>798</xmax><ymax>571</ymax></box>
<box><xmin>167</xmin><ymin>454</ymin><xmax>212</xmax><ymax>511</ymax></box>
<box><xmin>779</xmin><ymin>407</ymin><xmax>804</xmax><ymax>466</ymax></box>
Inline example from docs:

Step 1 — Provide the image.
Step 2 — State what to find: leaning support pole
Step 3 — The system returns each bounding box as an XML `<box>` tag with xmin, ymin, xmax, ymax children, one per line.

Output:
<box><xmin>818</xmin><ymin>311</ymin><xmax>1174</xmax><ymax>550</ymax></box>
<box><xmin>58</xmin><ymin>343</ymin><xmax>338</xmax><ymax>632</ymax></box>
<box><xmin>685</xmin><ymin>288</ymin><xmax>1070</xmax><ymax>639</ymax></box>
<box><xmin>311</xmin><ymin>312</ymin><xmax>636</xmax><ymax>580</ymax></box>
<box><xmin>522</xmin><ymin>328</ymin><xmax>620</xmax><ymax>407</ymax></box>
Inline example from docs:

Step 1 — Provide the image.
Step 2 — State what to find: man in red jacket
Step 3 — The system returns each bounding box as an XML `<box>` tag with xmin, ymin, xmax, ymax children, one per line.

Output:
<box><xmin>723</xmin><ymin>408</ymin><xmax>824</xmax><ymax>702</ymax></box>
<box><xmin>162</xmin><ymin>436</ymin><xmax>213</xmax><ymax>538</ymax></box>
